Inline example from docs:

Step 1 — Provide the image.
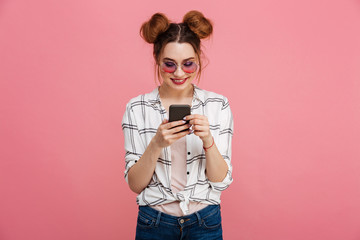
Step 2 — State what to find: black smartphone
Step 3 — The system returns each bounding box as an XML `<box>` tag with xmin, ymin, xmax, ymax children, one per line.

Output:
<box><xmin>169</xmin><ymin>104</ymin><xmax>191</xmax><ymax>132</ymax></box>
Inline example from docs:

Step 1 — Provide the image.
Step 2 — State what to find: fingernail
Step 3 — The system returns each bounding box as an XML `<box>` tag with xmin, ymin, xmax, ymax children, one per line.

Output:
<box><xmin>182</xmin><ymin>120</ymin><xmax>186</xmax><ymax>124</ymax></box>
<box><xmin>183</xmin><ymin>117</ymin><xmax>186</xmax><ymax>120</ymax></box>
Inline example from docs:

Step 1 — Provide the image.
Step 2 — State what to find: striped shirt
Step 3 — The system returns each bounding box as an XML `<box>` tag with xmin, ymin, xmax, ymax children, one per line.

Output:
<box><xmin>121</xmin><ymin>84</ymin><xmax>234</xmax><ymax>215</ymax></box>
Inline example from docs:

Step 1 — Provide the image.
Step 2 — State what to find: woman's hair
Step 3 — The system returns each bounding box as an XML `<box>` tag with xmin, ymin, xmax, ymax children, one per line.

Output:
<box><xmin>140</xmin><ymin>10</ymin><xmax>213</xmax><ymax>84</ymax></box>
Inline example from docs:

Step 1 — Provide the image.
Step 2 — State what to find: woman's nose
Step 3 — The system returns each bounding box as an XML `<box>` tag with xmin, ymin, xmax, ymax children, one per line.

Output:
<box><xmin>173</xmin><ymin>66</ymin><xmax>185</xmax><ymax>77</ymax></box>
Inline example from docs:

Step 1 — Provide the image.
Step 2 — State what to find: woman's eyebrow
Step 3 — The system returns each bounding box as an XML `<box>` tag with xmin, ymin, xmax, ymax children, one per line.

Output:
<box><xmin>163</xmin><ymin>57</ymin><xmax>195</xmax><ymax>62</ymax></box>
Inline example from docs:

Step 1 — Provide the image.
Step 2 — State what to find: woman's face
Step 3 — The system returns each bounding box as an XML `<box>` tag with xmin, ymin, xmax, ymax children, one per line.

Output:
<box><xmin>159</xmin><ymin>42</ymin><xmax>198</xmax><ymax>93</ymax></box>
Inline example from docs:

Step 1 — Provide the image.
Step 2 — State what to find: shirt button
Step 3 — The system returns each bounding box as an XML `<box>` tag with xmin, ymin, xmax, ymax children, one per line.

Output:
<box><xmin>187</xmin><ymin>152</ymin><xmax>191</xmax><ymax>155</ymax></box>
<box><xmin>187</xmin><ymin>171</ymin><xmax>189</xmax><ymax>175</ymax></box>
<box><xmin>180</xmin><ymin>219</ymin><xmax>184</xmax><ymax>224</ymax></box>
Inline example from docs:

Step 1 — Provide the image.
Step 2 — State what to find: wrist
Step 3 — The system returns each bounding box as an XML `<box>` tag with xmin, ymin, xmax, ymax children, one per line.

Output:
<box><xmin>203</xmin><ymin>136</ymin><xmax>214</xmax><ymax>152</ymax></box>
<box><xmin>202</xmin><ymin>135</ymin><xmax>213</xmax><ymax>147</ymax></box>
<box><xmin>150</xmin><ymin>137</ymin><xmax>163</xmax><ymax>151</ymax></box>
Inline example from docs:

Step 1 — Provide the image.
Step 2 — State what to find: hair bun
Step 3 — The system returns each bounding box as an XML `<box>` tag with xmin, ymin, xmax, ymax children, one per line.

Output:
<box><xmin>183</xmin><ymin>10</ymin><xmax>213</xmax><ymax>39</ymax></box>
<box><xmin>140</xmin><ymin>13</ymin><xmax>170</xmax><ymax>43</ymax></box>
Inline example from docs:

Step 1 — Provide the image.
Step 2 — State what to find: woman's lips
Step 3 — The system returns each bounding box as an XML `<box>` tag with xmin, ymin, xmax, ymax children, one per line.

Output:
<box><xmin>171</xmin><ymin>77</ymin><xmax>188</xmax><ymax>85</ymax></box>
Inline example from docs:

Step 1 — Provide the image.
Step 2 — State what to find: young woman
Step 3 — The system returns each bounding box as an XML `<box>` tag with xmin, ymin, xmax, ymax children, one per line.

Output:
<box><xmin>122</xmin><ymin>10</ymin><xmax>234</xmax><ymax>240</ymax></box>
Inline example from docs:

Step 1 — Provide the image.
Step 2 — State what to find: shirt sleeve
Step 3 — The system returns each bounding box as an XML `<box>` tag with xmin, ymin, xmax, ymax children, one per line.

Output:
<box><xmin>121</xmin><ymin>102</ymin><xmax>146</xmax><ymax>184</ymax></box>
<box><xmin>208</xmin><ymin>96</ymin><xmax>234</xmax><ymax>192</ymax></box>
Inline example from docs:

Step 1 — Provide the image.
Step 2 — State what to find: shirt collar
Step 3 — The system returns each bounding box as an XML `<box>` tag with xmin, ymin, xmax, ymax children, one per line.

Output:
<box><xmin>149</xmin><ymin>84</ymin><xmax>205</xmax><ymax>106</ymax></box>
<box><xmin>192</xmin><ymin>84</ymin><xmax>205</xmax><ymax>104</ymax></box>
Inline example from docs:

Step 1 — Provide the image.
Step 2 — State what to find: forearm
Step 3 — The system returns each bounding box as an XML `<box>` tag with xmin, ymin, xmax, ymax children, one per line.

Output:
<box><xmin>127</xmin><ymin>118</ymin><xmax>190</xmax><ymax>194</ymax></box>
<box><xmin>204</xmin><ymin>139</ymin><xmax>228</xmax><ymax>182</ymax></box>
<box><xmin>127</xmin><ymin>138</ymin><xmax>162</xmax><ymax>194</ymax></box>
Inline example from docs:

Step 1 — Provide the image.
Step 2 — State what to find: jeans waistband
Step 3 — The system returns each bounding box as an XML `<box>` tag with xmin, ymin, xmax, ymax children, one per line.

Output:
<box><xmin>138</xmin><ymin>204</ymin><xmax>220</xmax><ymax>227</ymax></box>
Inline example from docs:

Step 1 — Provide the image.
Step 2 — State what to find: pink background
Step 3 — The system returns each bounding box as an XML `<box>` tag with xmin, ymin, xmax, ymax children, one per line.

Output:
<box><xmin>1</xmin><ymin>0</ymin><xmax>360</xmax><ymax>239</ymax></box>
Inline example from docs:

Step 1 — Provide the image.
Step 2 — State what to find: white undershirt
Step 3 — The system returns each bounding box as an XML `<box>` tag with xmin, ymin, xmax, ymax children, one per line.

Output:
<box><xmin>151</xmin><ymin>136</ymin><xmax>208</xmax><ymax>216</ymax></box>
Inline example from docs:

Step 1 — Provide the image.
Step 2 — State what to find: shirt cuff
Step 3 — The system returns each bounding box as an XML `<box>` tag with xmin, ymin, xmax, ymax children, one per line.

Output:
<box><xmin>124</xmin><ymin>159</ymin><xmax>138</xmax><ymax>184</ymax></box>
<box><xmin>208</xmin><ymin>171</ymin><xmax>233</xmax><ymax>192</ymax></box>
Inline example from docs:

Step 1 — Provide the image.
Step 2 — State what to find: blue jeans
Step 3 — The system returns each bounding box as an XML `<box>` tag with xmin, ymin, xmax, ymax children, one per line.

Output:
<box><xmin>135</xmin><ymin>204</ymin><xmax>223</xmax><ymax>240</ymax></box>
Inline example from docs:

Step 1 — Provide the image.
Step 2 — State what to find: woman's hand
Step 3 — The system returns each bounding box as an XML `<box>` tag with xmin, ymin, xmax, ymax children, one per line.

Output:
<box><xmin>184</xmin><ymin>114</ymin><xmax>213</xmax><ymax>147</ymax></box>
<box><xmin>152</xmin><ymin>119</ymin><xmax>191</xmax><ymax>149</ymax></box>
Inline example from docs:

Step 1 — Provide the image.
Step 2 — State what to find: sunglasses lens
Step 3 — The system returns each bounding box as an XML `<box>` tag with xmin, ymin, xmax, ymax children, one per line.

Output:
<box><xmin>161</xmin><ymin>62</ymin><xmax>176</xmax><ymax>73</ymax></box>
<box><xmin>182</xmin><ymin>61</ymin><xmax>197</xmax><ymax>73</ymax></box>
<box><xmin>161</xmin><ymin>61</ymin><xmax>198</xmax><ymax>73</ymax></box>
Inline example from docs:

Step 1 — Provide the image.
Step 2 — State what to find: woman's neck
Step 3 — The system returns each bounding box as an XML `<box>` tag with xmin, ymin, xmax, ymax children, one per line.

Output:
<box><xmin>158</xmin><ymin>84</ymin><xmax>194</xmax><ymax>100</ymax></box>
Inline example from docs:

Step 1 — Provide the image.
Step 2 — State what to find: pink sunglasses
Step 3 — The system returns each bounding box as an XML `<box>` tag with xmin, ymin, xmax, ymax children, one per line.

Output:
<box><xmin>160</xmin><ymin>61</ymin><xmax>198</xmax><ymax>74</ymax></box>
